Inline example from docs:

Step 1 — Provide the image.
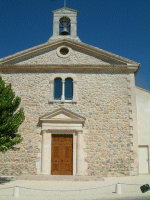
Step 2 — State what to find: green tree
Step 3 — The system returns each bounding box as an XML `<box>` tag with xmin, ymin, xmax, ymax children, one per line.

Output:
<box><xmin>0</xmin><ymin>76</ymin><xmax>25</xmax><ymax>152</ymax></box>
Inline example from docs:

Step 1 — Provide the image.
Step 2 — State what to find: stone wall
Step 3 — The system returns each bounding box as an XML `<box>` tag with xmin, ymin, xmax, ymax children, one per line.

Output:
<box><xmin>0</xmin><ymin>71</ymin><xmax>133</xmax><ymax>176</ymax></box>
<box><xmin>14</xmin><ymin>47</ymin><xmax>108</xmax><ymax>65</ymax></box>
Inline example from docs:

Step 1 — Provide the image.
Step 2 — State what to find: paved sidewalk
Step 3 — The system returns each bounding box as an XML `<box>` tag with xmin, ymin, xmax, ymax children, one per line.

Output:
<box><xmin>0</xmin><ymin>175</ymin><xmax>150</xmax><ymax>200</ymax></box>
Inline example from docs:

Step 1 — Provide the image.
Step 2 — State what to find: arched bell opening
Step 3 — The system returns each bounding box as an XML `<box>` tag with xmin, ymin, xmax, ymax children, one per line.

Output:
<box><xmin>59</xmin><ymin>16</ymin><xmax>71</xmax><ymax>35</ymax></box>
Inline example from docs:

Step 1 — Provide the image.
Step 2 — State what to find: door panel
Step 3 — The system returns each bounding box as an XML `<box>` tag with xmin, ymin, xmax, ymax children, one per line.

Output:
<box><xmin>51</xmin><ymin>134</ymin><xmax>73</xmax><ymax>175</ymax></box>
<box><xmin>51</xmin><ymin>144</ymin><xmax>61</xmax><ymax>175</ymax></box>
<box><xmin>139</xmin><ymin>146</ymin><xmax>149</xmax><ymax>174</ymax></box>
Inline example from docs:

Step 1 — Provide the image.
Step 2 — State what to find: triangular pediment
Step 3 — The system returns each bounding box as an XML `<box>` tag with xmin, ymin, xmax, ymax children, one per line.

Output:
<box><xmin>53</xmin><ymin>7</ymin><xmax>78</xmax><ymax>15</ymax></box>
<box><xmin>40</xmin><ymin>108</ymin><xmax>85</xmax><ymax>123</ymax></box>
<box><xmin>0</xmin><ymin>38</ymin><xmax>140</xmax><ymax>73</ymax></box>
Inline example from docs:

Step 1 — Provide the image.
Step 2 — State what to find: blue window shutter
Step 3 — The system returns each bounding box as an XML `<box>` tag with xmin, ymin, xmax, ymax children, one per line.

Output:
<box><xmin>54</xmin><ymin>78</ymin><xmax>62</xmax><ymax>99</ymax></box>
<box><xmin>65</xmin><ymin>78</ymin><xmax>73</xmax><ymax>100</ymax></box>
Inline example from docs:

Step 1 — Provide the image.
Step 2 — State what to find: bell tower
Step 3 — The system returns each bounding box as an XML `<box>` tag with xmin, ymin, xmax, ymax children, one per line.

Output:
<box><xmin>49</xmin><ymin>7</ymin><xmax>80</xmax><ymax>41</ymax></box>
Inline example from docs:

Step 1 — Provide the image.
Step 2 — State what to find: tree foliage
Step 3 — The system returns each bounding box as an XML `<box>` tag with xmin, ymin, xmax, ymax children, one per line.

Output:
<box><xmin>0</xmin><ymin>76</ymin><xmax>25</xmax><ymax>152</ymax></box>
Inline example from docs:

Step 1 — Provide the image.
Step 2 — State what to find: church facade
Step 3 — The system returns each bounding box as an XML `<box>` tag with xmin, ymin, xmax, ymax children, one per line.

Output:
<box><xmin>0</xmin><ymin>7</ymin><xmax>149</xmax><ymax>177</ymax></box>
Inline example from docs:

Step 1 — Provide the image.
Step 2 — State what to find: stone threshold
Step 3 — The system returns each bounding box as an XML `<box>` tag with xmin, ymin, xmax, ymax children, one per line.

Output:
<box><xmin>1</xmin><ymin>175</ymin><xmax>104</xmax><ymax>181</ymax></box>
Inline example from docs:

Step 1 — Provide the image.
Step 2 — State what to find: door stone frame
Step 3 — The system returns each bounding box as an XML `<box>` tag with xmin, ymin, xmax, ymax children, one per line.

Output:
<box><xmin>41</xmin><ymin>129</ymin><xmax>83</xmax><ymax>175</ymax></box>
<box><xmin>39</xmin><ymin>108</ymin><xmax>86</xmax><ymax>176</ymax></box>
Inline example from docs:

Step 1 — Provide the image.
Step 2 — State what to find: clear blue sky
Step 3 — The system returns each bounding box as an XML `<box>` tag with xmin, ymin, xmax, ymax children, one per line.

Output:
<box><xmin>0</xmin><ymin>0</ymin><xmax>150</xmax><ymax>91</ymax></box>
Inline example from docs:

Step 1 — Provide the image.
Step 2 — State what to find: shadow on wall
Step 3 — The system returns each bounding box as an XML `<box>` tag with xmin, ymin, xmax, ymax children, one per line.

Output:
<box><xmin>0</xmin><ymin>177</ymin><xmax>13</xmax><ymax>185</ymax></box>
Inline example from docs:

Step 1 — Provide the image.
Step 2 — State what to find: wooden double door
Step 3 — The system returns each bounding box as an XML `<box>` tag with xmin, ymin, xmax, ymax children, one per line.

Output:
<box><xmin>51</xmin><ymin>134</ymin><xmax>73</xmax><ymax>175</ymax></box>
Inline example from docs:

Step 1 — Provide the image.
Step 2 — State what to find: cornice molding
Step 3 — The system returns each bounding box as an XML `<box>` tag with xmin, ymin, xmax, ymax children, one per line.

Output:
<box><xmin>0</xmin><ymin>64</ymin><xmax>139</xmax><ymax>73</ymax></box>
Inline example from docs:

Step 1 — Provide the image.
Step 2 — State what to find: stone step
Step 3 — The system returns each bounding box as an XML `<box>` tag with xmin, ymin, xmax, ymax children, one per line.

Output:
<box><xmin>3</xmin><ymin>175</ymin><xmax>104</xmax><ymax>181</ymax></box>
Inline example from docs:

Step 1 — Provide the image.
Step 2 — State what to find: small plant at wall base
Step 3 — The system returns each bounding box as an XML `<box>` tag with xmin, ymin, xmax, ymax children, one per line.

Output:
<box><xmin>0</xmin><ymin>76</ymin><xmax>25</xmax><ymax>152</ymax></box>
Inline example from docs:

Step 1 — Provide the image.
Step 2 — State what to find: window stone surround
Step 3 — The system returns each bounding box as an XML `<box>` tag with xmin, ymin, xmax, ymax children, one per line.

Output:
<box><xmin>56</xmin><ymin>46</ymin><xmax>72</xmax><ymax>58</ymax></box>
<box><xmin>49</xmin><ymin>73</ymin><xmax>77</xmax><ymax>103</ymax></box>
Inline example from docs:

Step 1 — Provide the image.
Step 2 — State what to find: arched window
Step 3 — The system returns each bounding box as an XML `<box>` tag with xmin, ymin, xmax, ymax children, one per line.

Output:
<box><xmin>54</xmin><ymin>78</ymin><xmax>62</xmax><ymax>100</ymax></box>
<box><xmin>49</xmin><ymin>74</ymin><xmax>77</xmax><ymax>103</ymax></box>
<box><xmin>65</xmin><ymin>78</ymin><xmax>73</xmax><ymax>100</ymax></box>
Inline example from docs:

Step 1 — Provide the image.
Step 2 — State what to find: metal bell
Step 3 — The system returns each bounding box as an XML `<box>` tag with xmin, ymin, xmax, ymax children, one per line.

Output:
<box><xmin>61</xmin><ymin>26</ymin><xmax>69</xmax><ymax>35</ymax></box>
<box><xmin>60</xmin><ymin>20</ymin><xmax>70</xmax><ymax>35</ymax></box>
